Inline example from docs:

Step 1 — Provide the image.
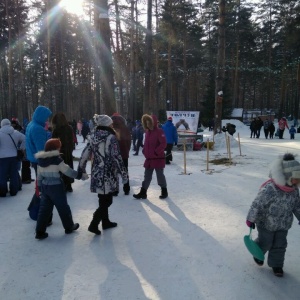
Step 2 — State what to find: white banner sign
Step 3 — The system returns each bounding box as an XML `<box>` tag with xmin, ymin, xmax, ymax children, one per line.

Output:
<box><xmin>166</xmin><ymin>111</ymin><xmax>200</xmax><ymax>134</ymax></box>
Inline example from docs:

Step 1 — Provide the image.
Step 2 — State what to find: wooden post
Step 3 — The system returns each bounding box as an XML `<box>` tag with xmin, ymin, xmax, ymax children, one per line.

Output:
<box><xmin>238</xmin><ymin>133</ymin><xmax>242</xmax><ymax>156</ymax></box>
<box><xmin>225</xmin><ymin>133</ymin><xmax>229</xmax><ymax>158</ymax></box>
<box><xmin>183</xmin><ymin>139</ymin><xmax>187</xmax><ymax>174</ymax></box>
<box><xmin>206</xmin><ymin>139</ymin><xmax>210</xmax><ymax>171</ymax></box>
<box><xmin>227</xmin><ymin>135</ymin><xmax>232</xmax><ymax>164</ymax></box>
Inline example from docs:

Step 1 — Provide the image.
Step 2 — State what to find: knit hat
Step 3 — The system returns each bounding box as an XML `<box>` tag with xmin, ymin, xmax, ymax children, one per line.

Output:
<box><xmin>93</xmin><ymin>114</ymin><xmax>113</xmax><ymax>127</ymax></box>
<box><xmin>168</xmin><ymin>116</ymin><xmax>173</xmax><ymax>121</ymax></box>
<box><xmin>282</xmin><ymin>154</ymin><xmax>300</xmax><ymax>184</ymax></box>
<box><xmin>1</xmin><ymin>119</ymin><xmax>11</xmax><ymax>127</ymax></box>
<box><xmin>45</xmin><ymin>138</ymin><xmax>62</xmax><ymax>152</ymax></box>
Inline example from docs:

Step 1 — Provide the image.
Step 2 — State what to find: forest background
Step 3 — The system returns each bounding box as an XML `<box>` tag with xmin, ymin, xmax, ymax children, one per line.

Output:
<box><xmin>0</xmin><ymin>0</ymin><xmax>299</xmax><ymax>126</ymax></box>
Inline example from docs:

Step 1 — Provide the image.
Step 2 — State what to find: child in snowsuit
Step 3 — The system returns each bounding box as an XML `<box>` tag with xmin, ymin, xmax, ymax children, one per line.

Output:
<box><xmin>35</xmin><ymin>138</ymin><xmax>88</xmax><ymax>240</ymax></box>
<box><xmin>246</xmin><ymin>153</ymin><xmax>300</xmax><ymax>277</ymax></box>
<box><xmin>289</xmin><ymin>125</ymin><xmax>296</xmax><ymax>140</ymax></box>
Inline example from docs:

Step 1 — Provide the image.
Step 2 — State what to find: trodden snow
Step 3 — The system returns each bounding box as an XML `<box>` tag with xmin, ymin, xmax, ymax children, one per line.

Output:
<box><xmin>0</xmin><ymin>119</ymin><xmax>299</xmax><ymax>300</ymax></box>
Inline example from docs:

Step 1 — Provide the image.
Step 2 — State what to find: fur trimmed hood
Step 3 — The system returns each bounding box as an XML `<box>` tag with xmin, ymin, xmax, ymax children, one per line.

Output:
<box><xmin>269</xmin><ymin>153</ymin><xmax>300</xmax><ymax>186</ymax></box>
<box><xmin>142</xmin><ymin>114</ymin><xmax>153</xmax><ymax>130</ymax></box>
<box><xmin>142</xmin><ymin>114</ymin><xmax>159</xmax><ymax>131</ymax></box>
<box><xmin>35</xmin><ymin>150</ymin><xmax>60</xmax><ymax>159</ymax></box>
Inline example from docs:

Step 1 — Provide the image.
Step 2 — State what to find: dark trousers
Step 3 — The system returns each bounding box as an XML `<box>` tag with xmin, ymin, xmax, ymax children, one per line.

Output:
<box><xmin>90</xmin><ymin>194</ymin><xmax>113</xmax><ymax>226</ymax></box>
<box><xmin>165</xmin><ymin>144</ymin><xmax>173</xmax><ymax>163</ymax></box>
<box><xmin>123</xmin><ymin>159</ymin><xmax>130</xmax><ymax>193</ymax></box>
<box><xmin>36</xmin><ymin>183</ymin><xmax>74</xmax><ymax>233</ymax></box>
<box><xmin>256</xmin><ymin>227</ymin><xmax>288</xmax><ymax>268</ymax></box>
<box><xmin>264</xmin><ymin>129</ymin><xmax>269</xmax><ymax>139</ymax></box>
<box><xmin>279</xmin><ymin>129</ymin><xmax>284</xmax><ymax>139</ymax></box>
<box><xmin>132</xmin><ymin>138</ymin><xmax>137</xmax><ymax>151</ymax></box>
<box><xmin>142</xmin><ymin>168</ymin><xmax>167</xmax><ymax>190</ymax></box>
<box><xmin>135</xmin><ymin>139</ymin><xmax>143</xmax><ymax>154</ymax></box>
<box><xmin>0</xmin><ymin>157</ymin><xmax>20</xmax><ymax>196</ymax></box>
<box><xmin>21</xmin><ymin>159</ymin><xmax>32</xmax><ymax>182</ymax></box>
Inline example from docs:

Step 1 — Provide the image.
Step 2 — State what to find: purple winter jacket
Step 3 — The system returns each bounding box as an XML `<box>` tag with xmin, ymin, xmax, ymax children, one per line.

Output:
<box><xmin>142</xmin><ymin>115</ymin><xmax>167</xmax><ymax>169</ymax></box>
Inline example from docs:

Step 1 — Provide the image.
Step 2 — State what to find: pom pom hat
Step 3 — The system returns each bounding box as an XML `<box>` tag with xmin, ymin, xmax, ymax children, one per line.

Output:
<box><xmin>168</xmin><ymin>116</ymin><xmax>173</xmax><ymax>121</ymax></box>
<box><xmin>93</xmin><ymin>114</ymin><xmax>113</xmax><ymax>127</ymax></box>
<box><xmin>269</xmin><ymin>153</ymin><xmax>300</xmax><ymax>186</ymax></box>
<box><xmin>45</xmin><ymin>138</ymin><xmax>62</xmax><ymax>152</ymax></box>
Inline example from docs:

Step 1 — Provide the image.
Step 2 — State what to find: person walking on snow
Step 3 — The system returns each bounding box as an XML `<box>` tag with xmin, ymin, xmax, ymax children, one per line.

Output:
<box><xmin>289</xmin><ymin>125</ymin><xmax>296</xmax><ymax>140</ymax></box>
<box><xmin>133</xmin><ymin>120</ymin><xmax>144</xmax><ymax>156</ymax></box>
<box><xmin>246</xmin><ymin>153</ymin><xmax>300</xmax><ymax>277</ymax></box>
<box><xmin>263</xmin><ymin>118</ymin><xmax>270</xmax><ymax>139</ymax></box>
<box><xmin>34</xmin><ymin>138</ymin><xmax>88</xmax><ymax>240</ymax></box>
<box><xmin>278</xmin><ymin>117</ymin><xmax>289</xmax><ymax>139</ymax></box>
<box><xmin>0</xmin><ymin>119</ymin><xmax>26</xmax><ymax>197</ymax></box>
<box><xmin>162</xmin><ymin>116</ymin><xmax>178</xmax><ymax>164</ymax></box>
<box><xmin>78</xmin><ymin>114</ymin><xmax>128</xmax><ymax>235</ymax></box>
<box><xmin>133</xmin><ymin>114</ymin><xmax>168</xmax><ymax>200</ymax></box>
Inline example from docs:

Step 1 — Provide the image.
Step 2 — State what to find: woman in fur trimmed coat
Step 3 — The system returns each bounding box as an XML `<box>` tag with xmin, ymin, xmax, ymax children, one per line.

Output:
<box><xmin>246</xmin><ymin>153</ymin><xmax>300</xmax><ymax>277</ymax></box>
<box><xmin>78</xmin><ymin>114</ymin><xmax>128</xmax><ymax>235</ymax></box>
<box><xmin>133</xmin><ymin>114</ymin><xmax>168</xmax><ymax>200</ymax></box>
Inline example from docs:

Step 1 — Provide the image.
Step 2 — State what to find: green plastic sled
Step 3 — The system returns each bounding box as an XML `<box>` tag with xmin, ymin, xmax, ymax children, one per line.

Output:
<box><xmin>244</xmin><ymin>228</ymin><xmax>265</xmax><ymax>261</ymax></box>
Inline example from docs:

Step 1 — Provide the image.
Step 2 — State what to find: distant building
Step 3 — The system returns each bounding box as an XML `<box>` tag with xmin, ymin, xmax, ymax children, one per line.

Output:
<box><xmin>230</xmin><ymin>108</ymin><xmax>275</xmax><ymax>125</ymax></box>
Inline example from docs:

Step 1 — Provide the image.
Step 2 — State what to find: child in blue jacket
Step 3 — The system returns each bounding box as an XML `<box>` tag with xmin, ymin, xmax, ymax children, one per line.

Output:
<box><xmin>289</xmin><ymin>125</ymin><xmax>296</xmax><ymax>139</ymax></box>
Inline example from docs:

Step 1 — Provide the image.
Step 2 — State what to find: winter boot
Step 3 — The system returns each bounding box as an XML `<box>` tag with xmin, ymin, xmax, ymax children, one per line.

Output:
<box><xmin>88</xmin><ymin>223</ymin><xmax>101</xmax><ymax>235</ymax></box>
<box><xmin>159</xmin><ymin>187</ymin><xmax>168</xmax><ymax>199</ymax></box>
<box><xmin>123</xmin><ymin>182</ymin><xmax>130</xmax><ymax>195</ymax></box>
<box><xmin>65</xmin><ymin>223</ymin><xmax>80</xmax><ymax>234</ymax></box>
<box><xmin>102</xmin><ymin>219</ymin><xmax>118</xmax><ymax>230</ymax></box>
<box><xmin>133</xmin><ymin>187</ymin><xmax>147</xmax><ymax>199</ymax></box>
<box><xmin>88</xmin><ymin>209</ymin><xmax>102</xmax><ymax>235</ymax></box>
<box><xmin>102</xmin><ymin>206</ymin><xmax>117</xmax><ymax>230</ymax></box>
<box><xmin>35</xmin><ymin>231</ymin><xmax>49</xmax><ymax>240</ymax></box>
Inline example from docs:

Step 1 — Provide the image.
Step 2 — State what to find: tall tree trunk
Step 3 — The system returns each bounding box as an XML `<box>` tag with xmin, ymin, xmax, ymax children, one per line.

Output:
<box><xmin>129</xmin><ymin>0</ymin><xmax>136</xmax><ymax>120</ymax></box>
<box><xmin>114</xmin><ymin>0</ymin><xmax>125</xmax><ymax>116</ymax></box>
<box><xmin>94</xmin><ymin>0</ymin><xmax>101</xmax><ymax>114</ymax></box>
<box><xmin>46</xmin><ymin>0</ymin><xmax>53</xmax><ymax>110</ymax></box>
<box><xmin>5</xmin><ymin>0</ymin><xmax>13</xmax><ymax>116</ymax></box>
<box><xmin>143</xmin><ymin>0</ymin><xmax>153</xmax><ymax>113</ymax></box>
<box><xmin>98</xmin><ymin>0</ymin><xmax>115</xmax><ymax>115</ymax></box>
<box><xmin>214</xmin><ymin>0</ymin><xmax>226</xmax><ymax>134</ymax></box>
<box><xmin>232</xmin><ymin>0</ymin><xmax>240</xmax><ymax>108</ymax></box>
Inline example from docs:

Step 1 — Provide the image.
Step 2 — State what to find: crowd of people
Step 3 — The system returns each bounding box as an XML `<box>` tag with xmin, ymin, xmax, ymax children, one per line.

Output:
<box><xmin>1</xmin><ymin>108</ymin><xmax>300</xmax><ymax>278</ymax></box>
<box><xmin>0</xmin><ymin>107</ymin><xmax>181</xmax><ymax>240</ymax></box>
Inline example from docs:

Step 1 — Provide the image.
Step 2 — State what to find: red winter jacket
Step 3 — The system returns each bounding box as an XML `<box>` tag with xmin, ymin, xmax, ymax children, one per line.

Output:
<box><xmin>278</xmin><ymin>118</ymin><xmax>289</xmax><ymax>130</ymax></box>
<box><xmin>142</xmin><ymin>114</ymin><xmax>167</xmax><ymax>169</ymax></box>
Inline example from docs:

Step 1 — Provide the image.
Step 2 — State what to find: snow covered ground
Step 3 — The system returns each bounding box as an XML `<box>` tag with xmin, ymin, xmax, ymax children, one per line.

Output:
<box><xmin>0</xmin><ymin>119</ymin><xmax>299</xmax><ymax>300</ymax></box>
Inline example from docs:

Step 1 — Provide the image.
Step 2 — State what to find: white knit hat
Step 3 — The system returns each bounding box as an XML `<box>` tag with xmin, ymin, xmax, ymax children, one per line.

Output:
<box><xmin>282</xmin><ymin>154</ymin><xmax>300</xmax><ymax>184</ymax></box>
<box><xmin>1</xmin><ymin>119</ymin><xmax>11</xmax><ymax>127</ymax></box>
<box><xmin>93</xmin><ymin>114</ymin><xmax>113</xmax><ymax>127</ymax></box>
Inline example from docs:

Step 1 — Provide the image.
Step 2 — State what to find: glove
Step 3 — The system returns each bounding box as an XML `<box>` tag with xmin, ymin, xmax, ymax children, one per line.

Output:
<box><xmin>174</xmin><ymin>142</ymin><xmax>177</xmax><ymax>146</ymax></box>
<box><xmin>81</xmin><ymin>173</ymin><xmax>89</xmax><ymax>181</ymax></box>
<box><xmin>246</xmin><ymin>220</ymin><xmax>255</xmax><ymax>229</ymax></box>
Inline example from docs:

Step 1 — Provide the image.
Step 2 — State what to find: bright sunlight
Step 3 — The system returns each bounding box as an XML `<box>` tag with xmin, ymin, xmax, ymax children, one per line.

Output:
<box><xmin>59</xmin><ymin>0</ymin><xmax>84</xmax><ymax>16</ymax></box>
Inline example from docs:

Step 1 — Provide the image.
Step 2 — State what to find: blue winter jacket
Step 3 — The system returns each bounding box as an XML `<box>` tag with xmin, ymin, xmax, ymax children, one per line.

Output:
<box><xmin>162</xmin><ymin>120</ymin><xmax>178</xmax><ymax>145</ymax></box>
<box><xmin>26</xmin><ymin>106</ymin><xmax>52</xmax><ymax>163</ymax></box>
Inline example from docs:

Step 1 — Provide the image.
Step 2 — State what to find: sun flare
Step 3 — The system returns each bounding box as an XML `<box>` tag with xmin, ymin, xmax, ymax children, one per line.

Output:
<box><xmin>59</xmin><ymin>0</ymin><xmax>84</xmax><ymax>16</ymax></box>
